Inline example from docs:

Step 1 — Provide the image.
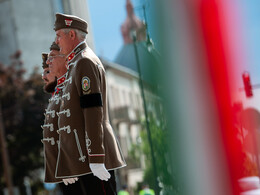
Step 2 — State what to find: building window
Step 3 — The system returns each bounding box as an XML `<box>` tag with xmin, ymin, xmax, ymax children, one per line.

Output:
<box><xmin>115</xmin><ymin>88</ymin><xmax>120</xmax><ymax>108</ymax></box>
<box><xmin>130</xmin><ymin>92</ymin><xmax>134</xmax><ymax>108</ymax></box>
<box><xmin>108</xmin><ymin>86</ymin><xmax>114</xmax><ymax>109</ymax></box>
<box><xmin>123</xmin><ymin>90</ymin><xmax>129</xmax><ymax>106</ymax></box>
<box><xmin>119</xmin><ymin>89</ymin><xmax>124</xmax><ymax>107</ymax></box>
<box><xmin>136</xmin><ymin>94</ymin><xmax>141</xmax><ymax>108</ymax></box>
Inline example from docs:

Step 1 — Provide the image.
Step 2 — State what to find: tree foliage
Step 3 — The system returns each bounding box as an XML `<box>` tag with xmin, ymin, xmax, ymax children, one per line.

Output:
<box><xmin>137</xmin><ymin>115</ymin><xmax>177</xmax><ymax>195</ymax></box>
<box><xmin>0</xmin><ymin>51</ymin><xmax>49</xmax><ymax>194</ymax></box>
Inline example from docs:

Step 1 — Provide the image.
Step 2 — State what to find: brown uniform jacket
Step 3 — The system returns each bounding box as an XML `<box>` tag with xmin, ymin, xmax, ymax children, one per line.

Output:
<box><xmin>42</xmin><ymin>78</ymin><xmax>65</xmax><ymax>183</ymax></box>
<box><xmin>56</xmin><ymin>42</ymin><xmax>126</xmax><ymax>178</ymax></box>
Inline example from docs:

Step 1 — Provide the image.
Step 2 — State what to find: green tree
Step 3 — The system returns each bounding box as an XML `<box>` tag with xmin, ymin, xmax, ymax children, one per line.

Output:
<box><xmin>0</xmin><ymin>51</ymin><xmax>49</xmax><ymax>194</ymax></box>
<box><xmin>138</xmin><ymin>115</ymin><xmax>177</xmax><ymax>194</ymax></box>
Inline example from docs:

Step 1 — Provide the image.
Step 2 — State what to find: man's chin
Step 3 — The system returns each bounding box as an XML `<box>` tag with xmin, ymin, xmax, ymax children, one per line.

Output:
<box><xmin>44</xmin><ymin>79</ymin><xmax>57</xmax><ymax>93</ymax></box>
<box><xmin>60</xmin><ymin>47</ymin><xmax>71</xmax><ymax>56</ymax></box>
<box><xmin>59</xmin><ymin>47</ymin><xmax>65</xmax><ymax>55</ymax></box>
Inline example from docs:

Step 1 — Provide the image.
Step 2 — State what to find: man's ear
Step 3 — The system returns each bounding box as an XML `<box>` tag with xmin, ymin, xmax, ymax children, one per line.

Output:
<box><xmin>69</xmin><ymin>30</ymin><xmax>76</xmax><ymax>40</ymax></box>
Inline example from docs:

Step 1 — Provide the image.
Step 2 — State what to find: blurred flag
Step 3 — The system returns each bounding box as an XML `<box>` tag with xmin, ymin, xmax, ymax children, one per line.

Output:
<box><xmin>152</xmin><ymin>0</ymin><xmax>259</xmax><ymax>194</ymax></box>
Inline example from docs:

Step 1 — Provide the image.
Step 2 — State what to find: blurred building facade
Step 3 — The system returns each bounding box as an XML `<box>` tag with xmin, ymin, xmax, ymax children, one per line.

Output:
<box><xmin>0</xmin><ymin>0</ymin><xmax>94</xmax><ymax>76</ymax></box>
<box><xmin>102</xmin><ymin>59</ymin><xmax>145</xmax><ymax>189</ymax></box>
<box><xmin>102</xmin><ymin>58</ymin><xmax>161</xmax><ymax>193</ymax></box>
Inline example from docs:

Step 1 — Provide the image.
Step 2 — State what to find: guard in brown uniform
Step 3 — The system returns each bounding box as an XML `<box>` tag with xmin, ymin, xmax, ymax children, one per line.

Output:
<box><xmin>42</xmin><ymin>53</ymin><xmax>57</xmax><ymax>94</ymax></box>
<box><xmin>41</xmin><ymin>42</ymin><xmax>67</xmax><ymax>184</ymax></box>
<box><xmin>54</xmin><ymin>13</ymin><xmax>126</xmax><ymax>194</ymax></box>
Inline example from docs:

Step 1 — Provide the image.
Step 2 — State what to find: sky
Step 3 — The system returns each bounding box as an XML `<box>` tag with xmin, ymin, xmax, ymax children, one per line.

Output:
<box><xmin>88</xmin><ymin>0</ymin><xmax>148</xmax><ymax>61</ymax></box>
<box><xmin>88</xmin><ymin>0</ymin><xmax>128</xmax><ymax>61</ymax></box>
<box><xmin>239</xmin><ymin>0</ymin><xmax>260</xmax><ymax>85</ymax></box>
<box><xmin>235</xmin><ymin>0</ymin><xmax>260</xmax><ymax>110</ymax></box>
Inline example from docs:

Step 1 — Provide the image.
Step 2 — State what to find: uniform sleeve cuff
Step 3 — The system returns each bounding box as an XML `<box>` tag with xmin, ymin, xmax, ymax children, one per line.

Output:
<box><xmin>88</xmin><ymin>155</ymin><xmax>105</xmax><ymax>163</ymax></box>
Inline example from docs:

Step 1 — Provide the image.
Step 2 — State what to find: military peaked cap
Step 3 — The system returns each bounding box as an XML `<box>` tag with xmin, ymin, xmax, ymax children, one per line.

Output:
<box><xmin>42</xmin><ymin>53</ymin><xmax>48</xmax><ymax>69</ymax></box>
<box><xmin>54</xmin><ymin>13</ymin><xmax>88</xmax><ymax>34</ymax></box>
<box><xmin>50</xmin><ymin>42</ymin><xmax>60</xmax><ymax>51</ymax></box>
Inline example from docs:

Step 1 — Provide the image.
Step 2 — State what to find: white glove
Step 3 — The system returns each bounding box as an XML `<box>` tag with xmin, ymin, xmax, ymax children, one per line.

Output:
<box><xmin>62</xmin><ymin>177</ymin><xmax>78</xmax><ymax>185</ymax></box>
<box><xmin>89</xmin><ymin>163</ymin><xmax>111</xmax><ymax>181</ymax></box>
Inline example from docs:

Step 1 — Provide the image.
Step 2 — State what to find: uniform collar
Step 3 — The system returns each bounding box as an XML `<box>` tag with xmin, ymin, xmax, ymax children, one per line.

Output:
<box><xmin>53</xmin><ymin>73</ymin><xmax>66</xmax><ymax>95</ymax></box>
<box><xmin>57</xmin><ymin>74</ymin><xmax>66</xmax><ymax>86</ymax></box>
<box><xmin>66</xmin><ymin>41</ymin><xmax>87</xmax><ymax>65</ymax></box>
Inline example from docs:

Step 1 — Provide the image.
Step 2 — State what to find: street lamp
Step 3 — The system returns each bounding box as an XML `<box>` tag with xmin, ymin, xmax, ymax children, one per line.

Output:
<box><xmin>131</xmin><ymin>30</ymin><xmax>160</xmax><ymax>194</ymax></box>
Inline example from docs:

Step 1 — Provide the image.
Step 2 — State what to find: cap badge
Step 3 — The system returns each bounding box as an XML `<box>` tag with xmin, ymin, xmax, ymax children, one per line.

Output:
<box><xmin>65</xmin><ymin>19</ymin><xmax>73</xmax><ymax>26</ymax></box>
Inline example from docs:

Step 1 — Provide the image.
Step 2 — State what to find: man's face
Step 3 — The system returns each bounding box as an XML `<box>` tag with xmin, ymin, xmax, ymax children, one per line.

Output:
<box><xmin>42</xmin><ymin>67</ymin><xmax>56</xmax><ymax>93</ymax></box>
<box><xmin>55</xmin><ymin>29</ymin><xmax>73</xmax><ymax>56</ymax></box>
<box><xmin>47</xmin><ymin>50</ymin><xmax>66</xmax><ymax>77</ymax></box>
